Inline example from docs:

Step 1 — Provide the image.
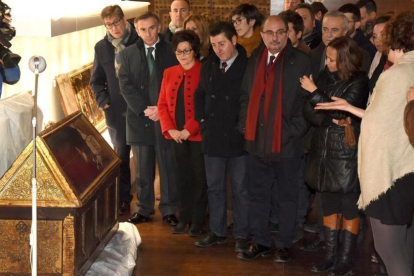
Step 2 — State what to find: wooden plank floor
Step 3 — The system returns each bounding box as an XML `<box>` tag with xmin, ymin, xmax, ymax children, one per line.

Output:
<box><xmin>120</xmin><ymin>199</ymin><xmax>382</xmax><ymax>276</ymax></box>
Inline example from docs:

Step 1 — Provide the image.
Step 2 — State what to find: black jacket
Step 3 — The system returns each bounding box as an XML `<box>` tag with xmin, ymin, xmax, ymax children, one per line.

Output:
<box><xmin>117</xmin><ymin>34</ymin><xmax>178</xmax><ymax>146</ymax></box>
<box><xmin>239</xmin><ymin>41</ymin><xmax>311</xmax><ymax>159</ymax></box>
<box><xmin>90</xmin><ymin>22</ymin><xmax>138</xmax><ymax>147</ymax></box>
<box><xmin>303</xmin><ymin>69</ymin><xmax>369</xmax><ymax>193</ymax></box>
<box><xmin>194</xmin><ymin>44</ymin><xmax>248</xmax><ymax>157</ymax></box>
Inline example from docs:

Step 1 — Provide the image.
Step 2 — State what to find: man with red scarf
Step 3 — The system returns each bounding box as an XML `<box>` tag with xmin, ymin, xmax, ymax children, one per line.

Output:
<box><xmin>237</xmin><ymin>15</ymin><xmax>310</xmax><ymax>262</ymax></box>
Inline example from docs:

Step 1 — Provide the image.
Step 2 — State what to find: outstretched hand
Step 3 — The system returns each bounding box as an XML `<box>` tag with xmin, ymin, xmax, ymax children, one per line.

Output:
<box><xmin>315</xmin><ymin>96</ymin><xmax>350</xmax><ymax>112</ymax></box>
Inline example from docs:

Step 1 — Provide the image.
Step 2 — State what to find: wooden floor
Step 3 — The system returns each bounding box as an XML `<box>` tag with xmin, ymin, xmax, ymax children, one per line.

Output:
<box><xmin>120</xmin><ymin>200</ymin><xmax>382</xmax><ymax>276</ymax></box>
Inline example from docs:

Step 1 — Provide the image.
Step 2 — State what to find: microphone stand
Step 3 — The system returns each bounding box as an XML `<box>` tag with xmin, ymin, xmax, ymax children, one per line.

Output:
<box><xmin>30</xmin><ymin>58</ymin><xmax>40</xmax><ymax>276</ymax></box>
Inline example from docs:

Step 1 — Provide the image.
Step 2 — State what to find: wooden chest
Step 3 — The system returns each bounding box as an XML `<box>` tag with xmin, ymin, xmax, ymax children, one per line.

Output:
<box><xmin>0</xmin><ymin>112</ymin><xmax>121</xmax><ymax>276</ymax></box>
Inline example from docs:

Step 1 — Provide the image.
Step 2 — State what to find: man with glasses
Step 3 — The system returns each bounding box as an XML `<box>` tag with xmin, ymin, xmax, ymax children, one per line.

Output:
<box><xmin>237</xmin><ymin>15</ymin><xmax>310</xmax><ymax>263</ymax></box>
<box><xmin>163</xmin><ymin>0</ymin><xmax>191</xmax><ymax>42</ymax></box>
<box><xmin>117</xmin><ymin>11</ymin><xmax>179</xmax><ymax>226</ymax></box>
<box><xmin>90</xmin><ymin>5</ymin><xmax>138</xmax><ymax>216</ymax></box>
<box><xmin>229</xmin><ymin>4</ymin><xmax>263</xmax><ymax>57</ymax></box>
<box><xmin>194</xmin><ymin>21</ymin><xmax>249</xmax><ymax>254</ymax></box>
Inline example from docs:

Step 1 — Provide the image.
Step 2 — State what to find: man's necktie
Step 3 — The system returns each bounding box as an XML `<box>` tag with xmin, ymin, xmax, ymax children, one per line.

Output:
<box><xmin>221</xmin><ymin>61</ymin><xmax>227</xmax><ymax>73</ymax></box>
<box><xmin>266</xmin><ymin>55</ymin><xmax>275</xmax><ymax>75</ymax></box>
<box><xmin>147</xmin><ymin>47</ymin><xmax>155</xmax><ymax>76</ymax></box>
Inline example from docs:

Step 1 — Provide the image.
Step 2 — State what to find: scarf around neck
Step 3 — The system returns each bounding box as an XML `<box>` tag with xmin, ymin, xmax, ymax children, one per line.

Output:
<box><xmin>107</xmin><ymin>22</ymin><xmax>132</xmax><ymax>54</ymax></box>
<box><xmin>245</xmin><ymin>46</ymin><xmax>286</xmax><ymax>155</ymax></box>
<box><xmin>108</xmin><ymin>22</ymin><xmax>131</xmax><ymax>76</ymax></box>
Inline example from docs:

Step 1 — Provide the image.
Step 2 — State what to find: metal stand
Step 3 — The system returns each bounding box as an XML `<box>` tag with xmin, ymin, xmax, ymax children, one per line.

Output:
<box><xmin>30</xmin><ymin>67</ymin><xmax>39</xmax><ymax>276</ymax></box>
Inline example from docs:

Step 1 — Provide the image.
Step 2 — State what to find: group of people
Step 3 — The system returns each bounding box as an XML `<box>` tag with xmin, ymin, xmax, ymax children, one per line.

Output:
<box><xmin>90</xmin><ymin>0</ymin><xmax>414</xmax><ymax>275</ymax></box>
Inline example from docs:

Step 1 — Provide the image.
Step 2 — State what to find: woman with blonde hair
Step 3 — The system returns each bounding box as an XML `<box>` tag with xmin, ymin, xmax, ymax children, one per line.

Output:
<box><xmin>184</xmin><ymin>15</ymin><xmax>211</xmax><ymax>60</ymax></box>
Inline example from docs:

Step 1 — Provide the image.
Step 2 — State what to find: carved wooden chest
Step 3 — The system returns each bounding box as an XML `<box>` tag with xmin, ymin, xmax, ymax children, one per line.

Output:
<box><xmin>0</xmin><ymin>112</ymin><xmax>121</xmax><ymax>276</ymax></box>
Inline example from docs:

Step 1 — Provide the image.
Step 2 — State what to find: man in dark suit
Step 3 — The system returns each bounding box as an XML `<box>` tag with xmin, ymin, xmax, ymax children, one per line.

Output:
<box><xmin>237</xmin><ymin>15</ymin><xmax>310</xmax><ymax>263</ymax></box>
<box><xmin>162</xmin><ymin>0</ymin><xmax>191</xmax><ymax>42</ymax></box>
<box><xmin>90</xmin><ymin>5</ymin><xmax>138</xmax><ymax>215</ymax></box>
<box><xmin>117</xmin><ymin>12</ymin><xmax>179</xmax><ymax>226</ymax></box>
<box><xmin>194</xmin><ymin>21</ymin><xmax>249</xmax><ymax>254</ymax></box>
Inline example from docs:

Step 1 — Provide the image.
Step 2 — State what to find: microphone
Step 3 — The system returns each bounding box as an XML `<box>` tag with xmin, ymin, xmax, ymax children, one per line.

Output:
<box><xmin>28</xmin><ymin>56</ymin><xmax>47</xmax><ymax>74</ymax></box>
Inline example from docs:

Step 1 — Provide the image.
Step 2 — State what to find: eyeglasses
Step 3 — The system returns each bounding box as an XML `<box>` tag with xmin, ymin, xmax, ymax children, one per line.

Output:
<box><xmin>175</xmin><ymin>49</ymin><xmax>193</xmax><ymax>55</ymax></box>
<box><xmin>104</xmin><ymin>18</ymin><xmax>123</xmax><ymax>30</ymax></box>
<box><xmin>231</xmin><ymin>17</ymin><xmax>245</xmax><ymax>25</ymax></box>
<box><xmin>261</xmin><ymin>29</ymin><xmax>287</xmax><ymax>37</ymax></box>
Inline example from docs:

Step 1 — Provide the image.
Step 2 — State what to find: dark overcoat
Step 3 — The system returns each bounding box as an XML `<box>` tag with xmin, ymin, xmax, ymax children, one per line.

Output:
<box><xmin>90</xmin><ymin>22</ymin><xmax>138</xmax><ymax>146</ymax></box>
<box><xmin>117</xmin><ymin>34</ymin><xmax>178</xmax><ymax>146</ymax></box>
<box><xmin>194</xmin><ymin>44</ymin><xmax>248</xmax><ymax>157</ymax></box>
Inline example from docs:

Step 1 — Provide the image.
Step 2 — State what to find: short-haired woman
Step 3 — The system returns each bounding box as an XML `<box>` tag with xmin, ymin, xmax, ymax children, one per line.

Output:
<box><xmin>301</xmin><ymin>36</ymin><xmax>369</xmax><ymax>275</ymax></box>
<box><xmin>158</xmin><ymin>30</ymin><xmax>207</xmax><ymax>237</ymax></box>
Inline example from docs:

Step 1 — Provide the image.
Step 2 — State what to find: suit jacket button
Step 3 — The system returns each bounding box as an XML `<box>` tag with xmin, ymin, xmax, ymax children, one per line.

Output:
<box><xmin>211</xmin><ymin>95</ymin><xmax>216</xmax><ymax>98</ymax></box>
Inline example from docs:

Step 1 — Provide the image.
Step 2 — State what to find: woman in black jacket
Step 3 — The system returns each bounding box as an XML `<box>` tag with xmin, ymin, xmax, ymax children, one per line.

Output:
<box><xmin>301</xmin><ymin>36</ymin><xmax>369</xmax><ymax>276</ymax></box>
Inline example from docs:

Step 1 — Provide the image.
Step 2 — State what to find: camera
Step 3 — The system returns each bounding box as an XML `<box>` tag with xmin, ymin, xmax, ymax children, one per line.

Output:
<box><xmin>0</xmin><ymin>0</ymin><xmax>20</xmax><ymax>68</ymax></box>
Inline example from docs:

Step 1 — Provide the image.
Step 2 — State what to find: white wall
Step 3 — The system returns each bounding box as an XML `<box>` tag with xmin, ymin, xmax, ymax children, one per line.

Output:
<box><xmin>1</xmin><ymin>0</ymin><xmax>149</xmax><ymax>128</ymax></box>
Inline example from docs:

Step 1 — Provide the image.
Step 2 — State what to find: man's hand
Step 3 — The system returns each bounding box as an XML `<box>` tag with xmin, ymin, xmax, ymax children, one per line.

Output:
<box><xmin>144</xmin><ymin>106</ymin><xmax>159</xmax><ymax>121</ymax></box>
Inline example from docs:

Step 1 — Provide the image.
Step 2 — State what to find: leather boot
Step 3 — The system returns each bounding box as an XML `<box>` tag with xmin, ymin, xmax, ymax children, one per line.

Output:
<box><xmin>312</xmin><ymin>227</ymin><xmax>338</xmax><ymax>273</ymax></box>
<box><xmin>312</xmin><ymin>214</ymin><xmax>339</xmax><ymax>273</ymax></box>
<box><xmin>329</xmin><ymin>218</ymin><xmax>359</xmax><ymax>276</ymax></box>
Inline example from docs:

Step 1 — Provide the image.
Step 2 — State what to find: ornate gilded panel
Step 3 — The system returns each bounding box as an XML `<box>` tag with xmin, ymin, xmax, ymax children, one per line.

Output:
<box><xmin>0</xmin><ymin>220</ymin><xmax>62</xmax><ymax>274</ymax></box>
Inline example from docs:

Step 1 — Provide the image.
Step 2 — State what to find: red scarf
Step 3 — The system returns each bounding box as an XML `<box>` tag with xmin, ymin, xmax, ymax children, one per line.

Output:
<box><xmin>245</xmin><ymin>46</ymin><xmax>286</xmax><ymax>153</ymax></box>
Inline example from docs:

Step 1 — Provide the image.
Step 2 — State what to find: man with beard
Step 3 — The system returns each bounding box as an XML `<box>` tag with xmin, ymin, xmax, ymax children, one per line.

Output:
<box><xmin>339</xmin><ymin>3</ymin><xmax>376</xmax><ymax>61</ymax></box>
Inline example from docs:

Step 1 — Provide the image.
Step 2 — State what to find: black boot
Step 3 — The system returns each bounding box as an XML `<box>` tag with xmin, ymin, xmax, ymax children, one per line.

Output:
<box><xmin>329</xmin><ymin>229</ymin><xmax>357</xmax><ymax>276</ymax></box>
<box><xmin>312</xmin><ymin>226</ymin><xmax>338</xmax><ymax>273</ymax></box>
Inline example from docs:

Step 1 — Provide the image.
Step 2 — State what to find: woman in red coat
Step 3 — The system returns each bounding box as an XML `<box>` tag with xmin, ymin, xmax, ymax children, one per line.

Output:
<box><xmin>158</xmin><ymin>30</ymin><xmax>207</xmax><ymax>236</ymax></box>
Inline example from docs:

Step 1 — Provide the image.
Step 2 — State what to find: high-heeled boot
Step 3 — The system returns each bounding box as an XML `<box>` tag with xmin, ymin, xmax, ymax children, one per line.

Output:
<box><xmin>312</xmin><ymin>214</ymin><xmax>340</xmax><ymax>273</ymax></box>
<box><xmin>329</xmin><ymin>218</ymin><xmax>359</xmax><ymax>276</ymax></box>
<box><xmin>312</xmin><ymin>226</ymin><xmax>338</xmax><ymax>273</ymax></box>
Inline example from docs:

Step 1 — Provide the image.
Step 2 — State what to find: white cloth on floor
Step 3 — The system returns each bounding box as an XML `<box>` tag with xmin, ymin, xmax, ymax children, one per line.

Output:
<box><xmin>85</xmin><ymin>222</ymin><xmax>141</xmax><ymax>276</ymax></box>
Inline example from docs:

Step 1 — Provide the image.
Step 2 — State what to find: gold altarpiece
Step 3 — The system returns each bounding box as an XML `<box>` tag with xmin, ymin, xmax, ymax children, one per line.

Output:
<box><xmin>0</xmin><ymin>112</ymin><xmax>121</xmax><ymax>276</ymax></box>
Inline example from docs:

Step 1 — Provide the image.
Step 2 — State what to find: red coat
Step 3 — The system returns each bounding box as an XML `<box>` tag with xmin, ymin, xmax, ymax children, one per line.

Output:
<box><xmin>158</xmin><ymin>61</ymin><xmax>202</xmax><ymax>141</ymax></box>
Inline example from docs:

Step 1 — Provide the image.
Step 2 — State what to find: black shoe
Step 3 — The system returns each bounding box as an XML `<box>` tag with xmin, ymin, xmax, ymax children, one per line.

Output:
<box><xmin>127</xmin><ymin>213</ymin><xmax>150</xmax><ymax>224</ymax></box>
<box><xmin>163</xmin><ymin>214</ymin><xmax>178</xmax><ymax>226</ymax></box>
<box><xmin>235</xmin><ymin>238</ymin><xmax>248</xmax><ymax>253</ymax></box>
<box><xmin>274</xmin><ymin>248</ymin><xmax>291</xmax><ymax>263</ymax></box>
<box><xmin>189</xmin><ymin>224</ymin><xmax>202</xmax><ymax>237</ymax></box>
<box><xmin>300</xmin><ymin>236</ymin><xmax>325</xmax><ymax>251</ymax></box>
<box><xmin>303</xmin><ymin>223</ymin><xmax>317</xmax><ymax>233</ymax></box>
<box><xmin>293</xmin><ymin>224</ymin><xmax>304</xmax><ymax>243</ymax></box>
<box><xmin>195</xmin><ymin>232</ymin><xmax>226</xmax><ymax>247</ymax></box>
<box><xmin>269</xmin><ymin>222</ymin><xmax>279</xmax><ymax>233</ymax></box>
<box><xmin>237</xmin><ymin>242</ymin><xmax>271</xmax><ymax>260</ymax></box>
<box><xmin>172</xmin><ymin>222</ymin><xmax>187</xmax><ymax>234</ymax></box>
<box><xmin>119</xmin><ymin>201</ymin><xmax>130</xmax><ymax>215</ymax></box>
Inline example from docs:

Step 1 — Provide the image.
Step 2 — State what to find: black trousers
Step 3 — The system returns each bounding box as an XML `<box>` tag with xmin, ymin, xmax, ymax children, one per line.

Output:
<box><xmin>114</xmin><ymin>145</ymin><xmax>132</xmax><ymax>204</ymax></box>
<box><xmin>171</xmin><ymin>140</ymin><xmax>207</xmax><ymax>226</ymax></box>
<box><xmin>248</xmin><ymin>154</ymin><xmax>302</xmax><ymax>248</ymax></box>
